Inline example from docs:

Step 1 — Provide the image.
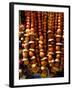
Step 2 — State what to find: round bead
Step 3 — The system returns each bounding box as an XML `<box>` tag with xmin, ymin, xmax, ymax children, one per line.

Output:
<box><xmin>48</xmin><ymin>55</ymin><xmax>53</xmax><ymax>60</ymax></box>
<box><xmin>29</xmin><ymin>51</ymin><xmax>34</xmax><ymax>57</ymax></box>
<box><xmin>40</xmin><ymin>52</ymin><xmax>45</xmax><ymax>58</ymax></box>
<box><xmin>41</xmin><ymin>61</ymin><xmax>47</xmax><ymax>66</ymax></box>
<box><xmin>39</xmin><ymin>35</ymin><xmax>43</xmax><ymax>40</ymax></box>
<box><xmin>56</xmin><ymin>37</ymin><xmax>61</xmax><ymax>42</ymax></box>
<box><xmin>24</xmin><ymin>60</ymin><xmax>29</xmax><ymax>65</ymax></box>
<box><xmin>49</xmin><ymin>47</ymin><xmax>54</xmax><ymax>52</ymax></box>
<box><xmin>56</xmin><ymin>29</ymin><xmax>62</xmax><ymax>34</ymax></box>
<box><xmin>22</xmin><ymin>52</ymin><xmax>28</xmax><ymax>57</ymax></box>
<box><xmin>39</xmin><ymin>40</ymin><xmax>43</xmax><ymax>44</ymax></box>
<box><xmin>56</xmin><ymin>46</ymin><xmax>60</xmax><ymax>51</ymax></box>
<box><xmin>39</xmin><ymin>44</ymin><xmax>43</xmax><ymax>49</ymax></box>
<box><xmin>19</xmin><ymin>24</ymin><xmax>25</xmax><ymax>31</ymax></box>
<box><xmin>56</xmin><ymin>54</ymin><xmax>61</xmax><ymax>59</ymax></box>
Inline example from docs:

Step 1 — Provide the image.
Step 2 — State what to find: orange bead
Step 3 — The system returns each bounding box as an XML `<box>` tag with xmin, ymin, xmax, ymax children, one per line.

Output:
<box><xmin>39</xmin><ymin>35</ymin><xmax>43</xmax><ymax>40</ymax></box>
<box><xmin>29</xmin><ymin>51</ymin><xmax>34</xmax><ymax>57</ymax></box>
<box><xmin>56</xmin><ymin>46</ymin><xmax>60</xmax><ymax>51</ymax></box>
<box><xmin>48</xmin><ymin>55</ymin><xmax>53</xmax><ymax>60</ymax></box>
<box><xmin>39</xmin><ymin>44</ymin><xmax>43</xmax><ymax>49</ymax></box>
<box><xmin>40</xmin><ymin>52</ymin><xmax>45</xmax><ymax>58</ymax></box>
<box><xmin>49</xmin><ymin>47</ymin><xmax>54</xmax><ymax>52</ymax></box>
<box><xmin>41</xmin><ymin>61</ymin><xmax>47</xmax><ymax>66</ymax></box>
<box><xmin>56</xmin><ymin>54</ymin><xmax>61</xmax><ymax>59</ymax></box>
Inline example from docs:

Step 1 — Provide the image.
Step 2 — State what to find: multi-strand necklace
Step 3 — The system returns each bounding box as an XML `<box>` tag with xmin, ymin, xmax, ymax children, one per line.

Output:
<box><xmin>19</xmin><ymin>11</ymin><xmax>64</xmax><ymax>79</ymax></box>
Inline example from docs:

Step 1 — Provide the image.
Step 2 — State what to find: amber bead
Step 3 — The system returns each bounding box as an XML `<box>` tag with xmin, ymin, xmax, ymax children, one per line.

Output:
<box><xmin>56</xmin><ymin>54</ymin><xmax>61</xmax><ymax>59</ymax></box>
<box><xmin>24</xmin><ymin>60</ymin><xmax>29</xmax><ymax>65</ymax></box>
<box><xmin>22</xmin><ymin>52</ymin><xmax>28</xmax><ymax>58</ymax></box>
<box><xmin>39</xmin><ymin>35</ymin><xmax>43</xmax><ymax>40</ymax></box>
<box><xmin>31</xmin><ymin>65</ymin><xmax>39</xmax><ymax>73</ymax></box>
<box><xmin>40</xmin><ymin>52</ymin><xmax>45</xmax><ymax>58</ymax></box>
<box><xmin>56</xmin><ymin>29</ymin><xmax>62</xmax><ymax>34</ymax></box>
<box><xmin>56</xmin><ymin>37</ymin><xmax>61</xmax><ymax>42</ymax></box>
<box><xmin>30</xmin><ymin>44</ymin><xmax>35</xmax><ymax>48</ymax></box>
<box><xmin>39</xmin><ymin>44</ymin><xmax>43</xmax><ymax>49</ymax></box>
<box><xmin>48</xmin><ymin>33</ymin><xmax>54</xmax><ymax>39</ymax></box>
<box><xmin>41</xmin><ymin>61</ymin><xmax>47</xmax><ymax>66</ymax></box>
<box><xmin>48</xmin><ymin>55</ymin><xmax>53</xmax><ymax>60</ymax></box>
<box><xmin>56</xmin><ymin>46</ymin><xmax>60</xmax><ymax>51</ymax></box>
<box><xmin>29</xmin><ymin>51</ymin><xmax>34</xmax><ymax>57</ymax></box>
<box><xmin>49</xmin><ymin>47</ymin><xmax>54</xmax><ymax>52</ymax></box>
<box><xmin>39</xmin><ymin>40</ymin><xmax>43</xmax><ymax>45</ymax></box>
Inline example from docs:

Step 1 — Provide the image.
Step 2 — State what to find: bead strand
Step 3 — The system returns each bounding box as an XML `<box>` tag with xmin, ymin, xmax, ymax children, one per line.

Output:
<box><xmin>40</xmin><ymin>12</ymin><xmax>48</xmax><ymax>78</ymax></box>
<box><xmin>29</xmin><ymin>12</ymin><xmax>39</xmax><ymax>74</ymax></box>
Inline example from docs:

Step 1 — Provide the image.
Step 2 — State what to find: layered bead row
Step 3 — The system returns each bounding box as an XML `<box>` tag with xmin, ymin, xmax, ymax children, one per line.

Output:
<box><xmin>19</xmin><ymin>11</ymin><xmax>64</xmax><ymax>79</ymax></box>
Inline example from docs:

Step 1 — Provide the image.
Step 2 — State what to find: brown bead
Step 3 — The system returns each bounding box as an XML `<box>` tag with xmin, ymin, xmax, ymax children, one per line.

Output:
<box><xmin>48</xmin><ymin>33</ymin><xmax>54</xmax><ymax>39</ymax></box>
<box><xmin>44</xmin><ymin>27</ymin><xmax>47</xmax><ymax>30</ymax></box>
<box><xmin>49</xmin><ymin>47</ymin><xmax>54</xmax><ymax>52</ymax></box>
<box><xmin>39</xmin><ymin>40</ymin><xmax>43</xmax><ymax>44</ymax></box>
<box><xmin>44</xmin><ymin>36</ymin><xmax>46</xmax><ymax>40</ymax></box>
<box><xmin>56</xmin><ymin>37</ymin><xmax>61</xmax><ymax>42</ymax></box>
<box><xmin>38</xmin><ymin>20</ymin><xmax>41</xmax><ymax>23</ymax></box>
<box><xmin>38</xmin><ymin>25</ymin><xmax>41</xmax><ymax>29</ymax></box>
<box><xmin>58</xmin><ymin>22</ymin><xmax>63</xmax><ymax>26</ymax></box>
<box><xmin>48</xmin><ymin>55</ymin><xmax>53</xmax><ymax>60</ymax></box>
<box><xmin>49</xmin><ymin>62</ymin><xmax>54</xmax><ymax>67</ymax></box>
<box><xmin>40</xmin><ymin>52</ymin><xmax>45</xmax><ymax>58</ymax></box>
<box><xmin>57</xmin><ymin>28</ymin><xmax>62</xmax><ymax>32</ymax></box>
<box><xmin>58</xmin><ymin>19</ymin><xmax>61</xmax><ymax>23</ymax></box>
<box><xmin>30</xmin><ymin>44</ymin><xmax>35</xmax><ymax>48</ymax></box>
<box><xmin>41</xmin><ymin>61</ymin><xmax>47</xmax><ymax>66</ymax></box>
<box><xmin>26</xmin><ymin>20</ymin><xmax>30</xmax><ymax>22</ymax></box>
<box><xmin>44</xmin><ymin>33</ymin><xmax>46</xmax><ymax>36</ymax></box>
<box><xmin>30</xmin><ymin>37</ymin><xmax>34</xmax><ymax>41</ymax></box>
<box><xmin>24</xmin><ymin>60</ymin><xmax>29</xmax><ymax>65</ymax></box>
<box><xmin>36</xmin><ymin>49</ymin><xmax>39</xmax><ymax>54</ymax></box>
<box><xmin>58</xmin><ymin>16</ymin><xmax>61</xmax><ymax>19</ymax></box>
<box><xmin>31</xmin><ymin>66</ymin><xmax>39</xmax><ymax>73</ymax></box>
<box><xmin>56</xmin><ymin>54</ymin><xmax>61</xmax><ymax>59</ymax></box>
<box><xmin>57</xmin><ymin>26</ymin><xmax>61</xmax><ymax>29</ymax></box>
<box><xmin>43</xmin><ymin>40</ymin><xmax>46</xmax><ymax>45</ymax></box>
<box><xmin>38</xmin><ymin>29</ymin><xmax>42</xmax><ymax>32</ymax></box>
<box><xmin>29</xmin><ymin>51</ymin><xmax>34</xmax><ymax>57</ymax></box>
<box><xmin>35</xmin><ymin>33</ymin><xmax>39</xmax><ymax>37</ymax></box>
<box><xmin>35</xmin><ymin>41</ymin><xmax>38</xmax><ymax>46</ymax></box>
<box><xmin>22</xmin><ymin>52</ymin><xmax>28</xmax><ymax>58</ymax></box>
<box><xmin>36</xmin><ymin>46</ymin><xmax>39</xmax><ymax>49</ymax></box>
<box><xmin>39</xmin><ymin>44</ymin><xmax>43</xmax><ymax>49</ymax></box>
<box><xmin>49</xmin><ymin>41</ymin><xmax>55</xmax><ymax>45</ymax></box>
<box><xmin>19</xmin><ymin>24</ymin><xmax>25</xmax><ymax>31</ymax></box>
<box><xmin>26</xmin><ymin>22</ymin><xmax>30</xmax><ymax>25</ymax></box>
<box><xmin>39</xmin><ymin>35</ymin><xmax>43</xmax><ymax>40</ymax></box>
<box><xmin>26</xmin><ymin>26</ymin><xmax>30</xmax><ymax>28</ymax></box>
<box><xmin>43</xmin><ymin>30</ymin><xmax>46</xmax><ymax>33</ymax></box>
<box><xmin>48</xmin><ymin>24</ymin><xmax>52</xmax><ymax>27</ymax></box>
<box><xmin>31</xmin><ymin>24</ymin><xmax>34</xmax><ymax>28</ymax></box>
<box><xmin>38</xmin><ymin>23</ymin><xmax>42</xmax><ymax>26</ymax></box>
<box><xmin>44</xmin><ymin>24</ymin><xmax>47</xmax><ymax>27</ymax></box>
<box><xmin>56</xmin><ymin>46</ymin><xmax>60</xmax><ymax>51</ymax></box>
<box><xmin>43</xmin><ymin>22</ymin><xmax>46</xmax><ymax>24</ymax></box>
<box><xmin>25</xmin><ymin>37</ymin><xmax>29</xmax><ymax>41</ymax></box>
<box><xmin>26</xmin><ymin>17</ymin><xmax>30</xmax><ymax>19</ymax></box>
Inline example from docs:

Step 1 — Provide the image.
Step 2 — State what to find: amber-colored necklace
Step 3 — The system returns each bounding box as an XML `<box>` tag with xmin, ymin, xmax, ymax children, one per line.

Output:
<box><xmin>19</xmin><ymin>11</ymin><xmax>64</xmax><ymax>78</ymax></box>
